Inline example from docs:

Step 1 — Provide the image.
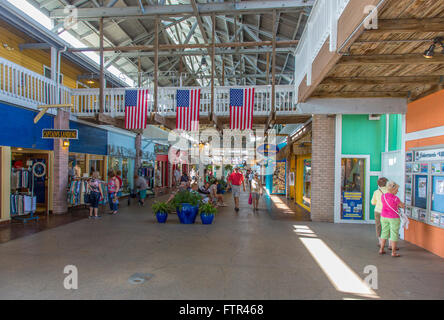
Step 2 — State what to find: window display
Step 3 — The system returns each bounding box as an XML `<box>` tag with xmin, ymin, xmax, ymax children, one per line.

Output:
<box><xmin>302</xmin><ymin>159</ymin><xmax>311</xmax><ymax>208</ymax></box>
<box><xmin>341</xmin><ymin>158</ymin><xmax>365</xmax><ymax>220</ymax></box>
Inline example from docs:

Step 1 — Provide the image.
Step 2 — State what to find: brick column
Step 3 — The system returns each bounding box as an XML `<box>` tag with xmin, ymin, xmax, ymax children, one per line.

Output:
<box><xmin>311</xmin><ymin>115</ymin><xmax>336</xmax><ymax>222</ymax></box>
<box><xmin>52</xmin><ymin>110</ymin><xmax>69</xmax><ymax>214</ymax></box>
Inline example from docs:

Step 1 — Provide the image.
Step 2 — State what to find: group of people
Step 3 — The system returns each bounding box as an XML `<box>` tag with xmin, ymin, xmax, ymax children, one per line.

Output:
<box><xmin>371</xmin><ymin>177</ymin><xmax>405</xmax><ymax>257</ymax></box>
<box><xmin>86</xmin><ymin>170</ymin><xmax>122</xmax><ymax>219</ymax></box>
<box><xmin>226</xmin><ymin>167</ymin><xmax>263</xmax><ymax>212</ymax></box>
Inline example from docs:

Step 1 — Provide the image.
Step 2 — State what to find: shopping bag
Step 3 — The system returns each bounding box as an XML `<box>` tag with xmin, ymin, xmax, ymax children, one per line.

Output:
<box><xmin>248</xmin><ymin>193</ymin><xmax>252</xmax><ymax>205</ymax></box>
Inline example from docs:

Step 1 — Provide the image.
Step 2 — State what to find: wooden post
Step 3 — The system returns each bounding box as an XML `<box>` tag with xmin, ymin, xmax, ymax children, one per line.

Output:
<box><xmin>99</xmin><ymin>17</ymin><xmax>104</xmax><ymax>113</ymax></box>
<box><xmin>211</xmin><ymin>13</ymin><xmax>215</xmax><ymax>121</ymax></box>
<box><xmin>222</xmin><ymin>59</ymin><xmax>225</xmax><ymax>86</ymax></box>
<box><xmin>154</xmin><ymin>17</ymin><xmax>159</xmax><ymax>114</ymax></box>
<box><xmin>266</xmin><ymin>52</ymin><xmax>270</xmax><ymax>85</ymax></box>
<box><xmin>271</xmin><ymin>10</ymin><xmax>276</xmax><ymax>121</ymax></box>
<box><xmin>137</xmin><ymin>56</ymin><xmax>141</xmax><ymax>88</ymax></box>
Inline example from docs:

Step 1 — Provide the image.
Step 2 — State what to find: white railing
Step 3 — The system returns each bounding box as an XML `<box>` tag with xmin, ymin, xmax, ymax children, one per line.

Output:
<box><xmin>294</xmin><ymin>0</ymin><xmax>350</xmax><ymax>101</ymax></box>
<box><xmin>72</xmin><ymin>85</ymin><xmax>298</xmax><ymax>117</ymax></box>
<box><xmin>0</xmin><ymin>56</ymin><xmax>298</xmax><ymax>118</ymax></box>
<box><xmin>0</xmin><ymin>56</ymin><xmax>71</xmax><ymax>111</ymax></box>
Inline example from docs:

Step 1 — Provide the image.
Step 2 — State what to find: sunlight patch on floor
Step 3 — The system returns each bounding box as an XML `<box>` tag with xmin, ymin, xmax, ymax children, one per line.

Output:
<box><xmin>294</xmin><ymin>225</ymin><xmax>380</xmax><ymax>299</ymax></box>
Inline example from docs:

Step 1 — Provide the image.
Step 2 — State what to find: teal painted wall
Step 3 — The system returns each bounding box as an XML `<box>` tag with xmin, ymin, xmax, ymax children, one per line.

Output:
<box><xmin>342</xmin><ymin>114</ymin><xmax>401</xmax><ymax>221</ymax></box>
<box><xmin>342</xmin><ymin>115</ymin><xmax>385</xmax><ymax>172</ymax></box>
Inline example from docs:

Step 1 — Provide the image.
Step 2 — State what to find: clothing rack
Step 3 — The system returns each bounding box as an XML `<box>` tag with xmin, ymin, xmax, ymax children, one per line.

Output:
<box><xmin>11</xmin><ymin>167</ymin><xmax>39</xmax><ymax>223</ymax></box>
<box><xmin>68</xmin><ymin>177</ymin><xmax>108</xmax><ymax>208</ymax></box>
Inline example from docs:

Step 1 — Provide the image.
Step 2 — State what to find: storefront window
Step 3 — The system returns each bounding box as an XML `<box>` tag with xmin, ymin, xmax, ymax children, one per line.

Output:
<box><xmin>303</xmin><ymin>159</ymin><xmax>311</xmax><ymax>208</ymax></box>
<box><xmin>341</xmin><ymin>158</ymin><xmax>366</xmax><ymax>220</ymax></box>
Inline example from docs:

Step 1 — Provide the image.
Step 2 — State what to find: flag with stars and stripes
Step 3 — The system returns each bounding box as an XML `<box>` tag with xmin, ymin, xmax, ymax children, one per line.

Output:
<box><xmin>176</xmin><ymin>88</ymin><xmax>200</xmax><ymax>131</ymax></box>
<box><xmin>124</xmin><ymin>89</ymin><xmax>149</xmax><ymax>130</ymax></box>
<box><xmin>229</xmin><ymin>88</ymin><xmax>255</xmax><ymax>130</ymax></box>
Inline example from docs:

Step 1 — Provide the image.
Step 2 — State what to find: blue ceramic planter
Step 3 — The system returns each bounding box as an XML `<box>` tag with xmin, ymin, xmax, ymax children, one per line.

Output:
<box><xmin>156</xmin><ymin>211</ymin><xmax>168</xmax><ymax>223</ymax></box>
<box><xmin>177</xmin><ymin>203</ymin><xmax>198</xmax><ymax>224</ymax></box>
<box><xmin>200</xmin><ymin>213</ymin><xmax>214</xmax><ymax>225</ymax></box>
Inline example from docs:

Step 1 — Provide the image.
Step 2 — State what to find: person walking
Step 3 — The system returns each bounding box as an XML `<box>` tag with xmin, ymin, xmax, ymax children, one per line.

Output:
<box><xmin>134</xmin><ymin>174</ymin><xmax>148</xmax><ymax>207</ymax></box>
<box><xmin>250</xmin><ymin>172</ymin><xmax>262</xmax><ymax>211</ymax></box>
<box><xmin>379</xmin><ymin>181</ymin><xmax>405</xmax><ymax>257</ymax></box>
<box><xmin>107</xmin><ymin>170</ymin><xmax>120</xmax><ymax>215</ymax></box>
<box><xmin>87</xmin><ymin>171</ymin><xmax>104</xmax><ymax>219</ymax></box>
<box><xmin>174</xmin><ymin>167</ymin><xmax>181</xmax><ymax>187</ymax></box>
<box><xmin>227</xmin><ymin>166</ymin><xmax>246</xmax><ymax>212</ymax></box>
<box><xmin>115</xmin><ymin>170</ymin><xmax>123</xmax><ymax>197</ymax></box>
<box><xmin>371</xmin><ymin>177</ymin><xmax>389</xmax><ymax>247</ymax></box>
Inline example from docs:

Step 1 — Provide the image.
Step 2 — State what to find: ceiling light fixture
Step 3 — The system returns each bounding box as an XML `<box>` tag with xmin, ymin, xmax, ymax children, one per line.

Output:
<box><xmin>424</xmin><ymin>37</ymin><xmax>444</xmax><ymax>59</ymax></box>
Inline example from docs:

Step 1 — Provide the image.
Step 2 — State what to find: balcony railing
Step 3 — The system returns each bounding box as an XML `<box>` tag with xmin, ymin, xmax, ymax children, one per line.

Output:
<box><xmin>0</xmin><ymin>56</ymin><xmax>298</xmax><ymax>118</ymax></box>
<box><xmin>0</xmin><ymin>56</ymin><xmax>71</xmax><ymax>112</ymax></box>
<box><xmin>294</xmin><ymin>0</ymin><xmax>350</xmax><ymax>101</ymax></box>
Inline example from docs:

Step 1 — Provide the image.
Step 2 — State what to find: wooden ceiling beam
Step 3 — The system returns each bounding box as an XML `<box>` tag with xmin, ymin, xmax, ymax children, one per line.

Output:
<box><xmin>366</xmin><ymin>18</ymin><xmax>444</xmax><ymax>34</ymax></box>
<box><xmin>339</xmin><ymin>54</ymin><xmax>444</xmax><ymax>65</ymax></box>
<box><xmin>410</xmin><ymin>84</ymin><xmax>444</xmax><ymax>102</ymax></box>
<box><xmin>312</xmin><ymin>91</ymin><xmax>409</xmax><ymax>98</ymax></box>
<box><xmin>323</xmin><ymin>76</ymin><xmax>443</xmax><ymax>86</ymax></box>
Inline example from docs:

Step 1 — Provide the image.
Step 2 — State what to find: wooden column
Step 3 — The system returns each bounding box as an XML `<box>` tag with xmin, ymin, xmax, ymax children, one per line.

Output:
<box><xmin>154</xmin><ymin>17</ymin><xmax>159</xmax><ymax>114</ymax></box>
<box><xmin>137</xmin><ymin>56</ymin><xmax>141</xmax><ymax>88</ymax></box>
<box><xmin>271</xmin><ymin>10</ymin><xmax>276</xmax><ymax>118</ymax></box>
<box><xmin>211</xmin><ymin>13</ymin><xmax>215</xmax><ymax>120</ymax></box>
<box><xmin>99</xmin><ymin>17</ymin><xmax>104</xmax><ymax>113</ymax></box>
<box><xmin>222</xmin><ymin>59</ymin><xmax>225</xmax><ymax>86</ymax></box>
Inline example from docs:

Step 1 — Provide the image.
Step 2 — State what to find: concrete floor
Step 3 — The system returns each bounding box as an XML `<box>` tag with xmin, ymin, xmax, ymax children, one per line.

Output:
<box><xmin>0</xmin><ymin>191</ymin><xmax>443</xmax><ymax>300</ymax></box>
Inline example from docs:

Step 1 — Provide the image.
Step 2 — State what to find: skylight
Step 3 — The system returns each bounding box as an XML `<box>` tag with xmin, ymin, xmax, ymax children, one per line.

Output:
<box><xmin>7</xmin><ymin>0</ymin><xmax>134</xmax><ymax>87</ymax></box>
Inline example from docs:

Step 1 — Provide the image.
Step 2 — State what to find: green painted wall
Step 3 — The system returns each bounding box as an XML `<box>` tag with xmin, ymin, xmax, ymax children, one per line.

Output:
<box><xmin>341</xmin><ymin>114</ymin><xmax>402</xmax><ymax>221</ymax></box>
<box><xmin>342</xmin><ymin>115</ymin><xmax>385</xmax><ymax>172</ymax></box>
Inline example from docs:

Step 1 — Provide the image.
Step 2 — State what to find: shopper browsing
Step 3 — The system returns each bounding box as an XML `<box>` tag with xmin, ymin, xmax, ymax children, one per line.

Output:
<box><xmin>250</xmin><ymin>172</ymin><xmax>262</xmax><ymax>211</ymax></box>
<box><xmin>371</xmin><ymin>177</ymin><xmax>391</xmax><ymax>248</ymax></box>
<box><xmin>379</xmin><ymin>181</ymin><xmax>405</xmax><ymax>257</ymax></box>
<box><xmin>87</xmin><ymin>171</ymin><xmax>104</xmax><ymax>219</ymax></box>
<box><xmin>107</xmin><ymin>170</ymin><xmax>120</xmax><ymax>215</ymax></box>
<box><xmin>134</xmin><ymin>174</ymin><xmax>148</xmax><ymax>207</ymax></box>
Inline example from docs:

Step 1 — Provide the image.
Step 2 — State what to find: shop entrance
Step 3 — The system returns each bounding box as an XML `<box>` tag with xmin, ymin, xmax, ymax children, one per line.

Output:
<box><xmin>341</xmin><ymin>157</ymin><xmax>367</xmax><ymax>221</ymax></box>
<box><xmin>11</xmin><ymin>148</ymin><xmax>51</xmax><ymax>216</ymax></box>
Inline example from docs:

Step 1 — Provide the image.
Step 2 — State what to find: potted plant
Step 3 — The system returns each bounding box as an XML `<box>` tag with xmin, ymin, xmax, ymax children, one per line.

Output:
<box><xmin>172</xmin><ymin>191</ymin><xmax>201</xmax><ymax>224</ymax></box>
<box><xmin>152</xmin><ymin>201</ymin><xmax>171</xmax><ymax>223</ymax></box>
<box><xmin>199</xmin><ymin>203</ymin><xmax>217</xmax><ymax>225</ymax></box>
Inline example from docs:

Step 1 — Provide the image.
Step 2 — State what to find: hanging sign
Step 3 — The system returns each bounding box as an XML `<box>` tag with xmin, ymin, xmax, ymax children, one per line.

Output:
<box><xmin>415</xmin><ymin>148</ymin><xmax>444</xmax><ymax>162</ymax></box>
<box><xmin>42</xmin><ymin>129</ymin><xmax>78</xmax><ymax>139</ymax></box>
<box><xmin>257</xmin><ymin>144</ymin><xmax>279</xmax><ymax>156</ymax></box>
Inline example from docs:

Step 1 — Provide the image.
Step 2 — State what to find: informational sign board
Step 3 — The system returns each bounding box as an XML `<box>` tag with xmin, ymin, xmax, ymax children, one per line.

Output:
<box><xmin>342</xmin><ymin>192</ymin><xmax>363</xmax><ymax>220</ymax></box>
<box><xmin>415</xmin><ymin>148</ymin><xmax>444</xmax><ymax>162</ymax></box>
<box><xmin>42</xmin><ymin>129</ymin><xmax>78</xmax><ymax>139</ymax></box>
<box><xmin>257</xmin><ymin>144</ymin><xmax>279</xmax><ymax>156</ymax></box>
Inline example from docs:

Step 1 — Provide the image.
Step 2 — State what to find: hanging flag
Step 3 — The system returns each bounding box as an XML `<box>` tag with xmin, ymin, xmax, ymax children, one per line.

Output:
<box><xmin>229</xmin><ymin>88</ymin><xmax>255</xmax><ymax>130</ymax></box>
<box><xmin>176</xmin><ymin>88</ymin><xmax>200</xmax><ymax>131</ymax></box>
<box><xmin>124</xmin><ymin>89</ymin><xmax>149</xmax><ymax>130</ymax></box>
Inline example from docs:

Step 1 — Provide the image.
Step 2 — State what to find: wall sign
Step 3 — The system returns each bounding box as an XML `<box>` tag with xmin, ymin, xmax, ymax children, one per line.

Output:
<box><xmin>155</xmin><ymin>144</ymin><xmax>169</xmax><ymax>155</ymax></box>
<box><xmin>342</xmin><ymin>192</ymin><xmax>363</xmax><ymax>220</ymax></box>
<box><xmin>415</xmin><ymin>148</ymin><xmax>444</xmax><ymax>162</ymax></box>
<box><xmin>42</xmin><ymin>129</ymin><xmax>78</xmax><ymax>139</ymax></box>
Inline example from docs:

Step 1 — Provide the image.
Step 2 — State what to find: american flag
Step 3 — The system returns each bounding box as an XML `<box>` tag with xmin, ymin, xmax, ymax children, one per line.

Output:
<box><xmin>230</xmin><ymin>88</ymin><xmax>255</xmax><ymax>130</ymax></box>
<box><xmin>176</xmin><ymin>89</ymin><xmax>200</xmax><ymax>131</ymax></box>
<box><xmin>124</xmin><ymin>89</ymin><xmax>149</xmax><ymax>130</ymax></box>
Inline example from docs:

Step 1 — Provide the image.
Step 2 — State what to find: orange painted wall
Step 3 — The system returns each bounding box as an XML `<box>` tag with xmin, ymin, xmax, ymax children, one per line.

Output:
<box><xmin>406</xmin><ymin>89</ymin><xmax>444</xmax><ymax>133</ymax></box>
<box><xmin>405</xmin><ymin>89</ymin><xmax>444</xmax><ymax>258</ymax></box>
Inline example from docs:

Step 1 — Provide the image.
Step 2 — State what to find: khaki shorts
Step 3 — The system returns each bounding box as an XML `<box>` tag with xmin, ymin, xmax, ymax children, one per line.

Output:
<box><xmin>232</xmin><ymin>185</ymin><xmax>241</xmax><ymax>198</ymax></box>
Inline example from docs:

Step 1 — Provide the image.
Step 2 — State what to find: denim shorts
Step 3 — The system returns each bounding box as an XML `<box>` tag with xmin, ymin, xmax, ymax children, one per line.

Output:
<box><xmin>89</xmin><ymin>191</ymin><xmax>101</xmax><ymax>209</ymax></box>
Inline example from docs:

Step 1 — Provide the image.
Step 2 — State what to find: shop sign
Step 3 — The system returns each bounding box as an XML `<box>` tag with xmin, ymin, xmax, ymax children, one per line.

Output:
<box><xmin>155</xmin><ymin>144</ymin><xmax>169</xmax><ymax>155</ymax></box>
<box><xmin>415</xmin><ymin>148</ymin><xmax>444</xmax><ymax>162</ymax></box>
<box><xmin>342</xmin><ymin>192</ymin><xmax>363</xmax><ymax>220</ymax></box>
<box><xmin>42</xmin><ymin>129</ymin><xmax>78</xmax><ymax>139</ymax></box>
<box><xmin>107</xmin><ymin>145</ymin><xmax>136</xmax><ymax>158</ymax></box>
<box><xmin>257</xmin><ymin>144</ymin><xmax>279</xmax><ymax>156</ymax></box>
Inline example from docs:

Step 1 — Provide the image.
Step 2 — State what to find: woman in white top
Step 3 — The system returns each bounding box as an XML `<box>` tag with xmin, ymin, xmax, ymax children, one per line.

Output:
<box><xmin>250</xmin><ymin>172</ymin><xmax>262</xmax><ymax>211</ymax></box>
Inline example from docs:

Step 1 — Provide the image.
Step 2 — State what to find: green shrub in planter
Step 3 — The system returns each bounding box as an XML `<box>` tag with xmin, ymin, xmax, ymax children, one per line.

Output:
<box><xmin>151</xmin><ymin>201</ymin><xmax>172</xmax><ymax>214</ymax></box>
<box><xmin>199</xmin><ymin>203</ymin><xmax>217</xmax><ymax>224</ymax></box>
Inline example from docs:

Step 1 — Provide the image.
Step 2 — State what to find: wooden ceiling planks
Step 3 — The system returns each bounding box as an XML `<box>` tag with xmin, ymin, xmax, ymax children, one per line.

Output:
<box><xmin>312</xmin><ymin>0</ymin><xmax>444</xmax><ymax>101</ymax></box>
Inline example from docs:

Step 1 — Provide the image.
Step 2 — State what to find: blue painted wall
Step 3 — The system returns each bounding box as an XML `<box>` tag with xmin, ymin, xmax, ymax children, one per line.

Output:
<box><xmin>0</xmin><ymin>102</ymin><xmax>54</xmax><ymax>150</ymax></box>
<box><xmin>69</xmin><ymin>121</ymin><xmax>108</xmax><ymax>155</ymax></box>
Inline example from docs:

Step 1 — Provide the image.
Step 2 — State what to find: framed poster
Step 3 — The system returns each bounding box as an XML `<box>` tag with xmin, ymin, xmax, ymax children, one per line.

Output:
<box><xmin>432</xmin><ymin>163</ymin><xmax>441</xmax><ymax>174</ymax></box>
<box><xmin>406</xmin><ymin>151</ymin><xmax>413</xmax><ymax>162</ymax></box>
<box><xmin>342</xmin><ymin>192</ymin><xmax>363</xmax><ymax>220</ymax></box>
<box><xmin>420</xmin><ymin>163</ymin><xmax>428</xmax><ymax>173</ymax></box>
<box><xmin>271</xmin><ymin>160</ymin><xmax>286</xmax><ymax>194</ymax></box>
<box><xmin>431</xmin><ymin>212</ymin><xmax>440</xmax><ymax>225</ymax></box>
<box><xmin>406</xmin><ymin>163</ymin><xmax>412</xmax><ymax>173</ymax></box>
<box><xmin>413</xmin><ymin>163</ymin><xmax>420</xmax><ymax>173</ymax></box>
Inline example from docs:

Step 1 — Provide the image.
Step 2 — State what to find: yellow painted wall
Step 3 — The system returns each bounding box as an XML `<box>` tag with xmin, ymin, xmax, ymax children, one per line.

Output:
<box><xmin>0</xmin><ymin>21</ymin><xmax>88</xmax><ymax>89</ymax></box>
<box><xmin>296</xmin><ymin>154</ymin><xmax>311</xmax><ymax>212</ymax></box>
<box><xmin>1</xmin><ymin>147</ymin><xmax>11</xmax><ymax>222</ymax></box>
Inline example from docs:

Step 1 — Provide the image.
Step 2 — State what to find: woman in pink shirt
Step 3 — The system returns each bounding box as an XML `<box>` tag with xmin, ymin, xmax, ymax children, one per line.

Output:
<box><xmin>379</xmin><ymin>181</ymin><xmax>405</xmax><ymax>257</ymax></box>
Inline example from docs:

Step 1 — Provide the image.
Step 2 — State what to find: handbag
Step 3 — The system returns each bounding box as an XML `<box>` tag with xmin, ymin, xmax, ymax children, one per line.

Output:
<box><xmin>248</xmin><ymin>193</ymin><xmax>252</xmax><ymax>205</ymax></box>
<box><xmin>382</xmin><ymin>194</ymin><xmax>409</xmax><ymax>229</ymax></box>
